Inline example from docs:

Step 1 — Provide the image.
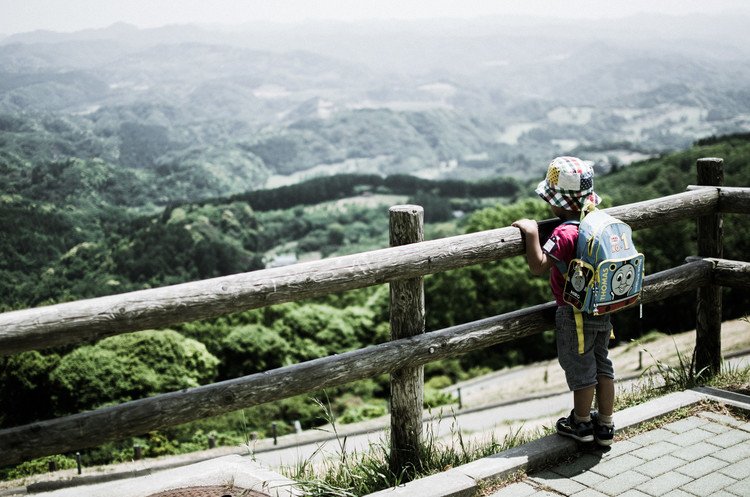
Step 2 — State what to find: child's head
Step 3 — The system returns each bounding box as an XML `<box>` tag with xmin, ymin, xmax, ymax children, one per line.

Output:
<box><xmin>535</xmin><ymin>156</ymin><xmax>601</xmax><ymax>216</ymax></box>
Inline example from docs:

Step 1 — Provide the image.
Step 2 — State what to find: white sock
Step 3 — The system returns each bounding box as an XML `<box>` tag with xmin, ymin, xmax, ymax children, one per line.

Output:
<box><xmin>598</xmin><ymin>413</ymin><xmax>614</xmax><ymax>426</ymax></box>
<box><xmin>574</xmin><ymin>412</ymin><xmax>591</xmax><ymax>424</ymax></box>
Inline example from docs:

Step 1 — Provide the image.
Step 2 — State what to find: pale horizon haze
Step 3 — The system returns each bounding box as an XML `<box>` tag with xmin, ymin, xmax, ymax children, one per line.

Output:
<box><xmin>2</xmin><ymin>0</ymin><xmax>750</xmax><ymax>36</ymax></box>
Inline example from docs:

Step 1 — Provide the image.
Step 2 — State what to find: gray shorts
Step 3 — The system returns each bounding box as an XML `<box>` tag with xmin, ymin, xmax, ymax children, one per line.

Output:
<box><xmin>556</xmin><ymin>306</ymin><xmax>615</xmax><ymax>391</ymax></box>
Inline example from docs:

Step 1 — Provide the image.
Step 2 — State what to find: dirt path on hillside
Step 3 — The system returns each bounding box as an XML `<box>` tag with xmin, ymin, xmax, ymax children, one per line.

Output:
<box><xmin>453</xmin><ymin>318</ymin><xmax>750</xmax><ymax>408</ymax></box>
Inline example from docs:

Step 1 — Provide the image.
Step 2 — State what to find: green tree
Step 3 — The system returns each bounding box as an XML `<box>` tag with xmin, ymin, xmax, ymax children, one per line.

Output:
<box><xmin>0</xmin><ymin>351</ymin><xmax>60</xmax><ymax>427</ymax></box>
<box><xmin>51</xmin><ymin>346</ymin><xmax>159</xmax><ymax>413</ymax></box>
<box><xmin>220</xmin><ymin>324</ymin><xmax>292</xmax><ymax>378</ymax></box>
<box><xmin>51</xmin><ymin>330</ymin><xmax>219</xmax><ymax>413</ymax></box>
<box><xmin>407</xmin><ymin>192</ymin><xmax>454</xmax><ymax>223</ymax></box>
<box><xmin>270</xmin><ymin>303</ymin><xmax>377</xmax><ymax>362</ymax></box>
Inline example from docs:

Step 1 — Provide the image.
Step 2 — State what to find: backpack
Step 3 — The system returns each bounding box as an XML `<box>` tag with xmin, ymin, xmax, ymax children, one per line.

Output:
<box><xmin>557</xmin><ymin>209</ymin><xmax>644</xmax><ymax>315</ymax></box>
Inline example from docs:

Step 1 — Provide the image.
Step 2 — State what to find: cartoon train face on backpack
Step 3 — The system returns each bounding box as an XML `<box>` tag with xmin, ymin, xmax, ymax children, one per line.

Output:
<box><xmin>601</xmin><ymin>258</ymin><xmax>641</xmax><ymax>299</ymax></box>
<box><xmin>571</xmin><ymin>269</ymin><xmax>587</xmax><ymax>292</ymax></box>
<box><xmin>611</xmin><ymin>263</ymin><xmax>636</xmax><ymax>296</ymax></box>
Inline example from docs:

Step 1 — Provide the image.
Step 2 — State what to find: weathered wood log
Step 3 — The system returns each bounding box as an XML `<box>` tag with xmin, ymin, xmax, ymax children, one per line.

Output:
<box><xmin>0</xmin><ymin>189</ymin><xmax>720</xmax><ymax>357</ymax></box>
<box><xmin>604</xmin><ymin>188</ymin><xmax>717</xmax><ymax>230</ymax></box>
<box><xmin>718</xmin><ymin>186</ymin><xmax>750</xmax><ymax>214</ymax></box>
<box><xmin>0</xmin><ymin>261</ymin><xmax>710</xmax><ymax>467</ymax></box>
<box><xmin>695</xmin><ymin>158</ymin><xmax>724</xmax><ymax>377</ymax></box>
<box><xmin>685</xmin><ymin>257</ymin><xmax>750</xmax><ymax>288</ymax></box>
<box><xmin>388</xmin><ymin>205</ymin><xmax>425</xmax><ymax>475</ymax></box>
<box><xmin>686</xmin><ymin>186</ymin><xmax>750</xmax><ymax>214</ymax></box>
<box><xmin>713</xmin><ymin>259</ymin><xmax>750</xmax><ymax>288</ymax></box>
<box><xmin>641</xmin><ymin>260</ymin><xmax>713</xmax><ymax>304</ymax></box>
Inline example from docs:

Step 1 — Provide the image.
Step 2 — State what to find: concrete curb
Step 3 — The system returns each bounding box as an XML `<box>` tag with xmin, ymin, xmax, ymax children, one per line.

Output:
<box><xmin>27</xmin><ymin>455</ymin><xmax>302</xmax><ymax>497</ymax></box>
<box><xmin>690</xmin><ymin>386</ymin><xmax>750</xmax><ymax>410</ymax></box>
<box><xmin>13</xmin><ymin>421</ymin><xmax>388</xmax><ymax>494</ymax></box>
<box><xmin>363</xmin><ymin>390</ymin><xmax>707</xmax><ymax>497</ymax></box>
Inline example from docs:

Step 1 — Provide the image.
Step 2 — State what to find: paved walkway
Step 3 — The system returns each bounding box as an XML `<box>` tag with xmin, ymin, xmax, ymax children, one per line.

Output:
<box><xmin>489</xmin><ymin>407</ymin><xmax>750</xmax><ymax>497</ymax></box>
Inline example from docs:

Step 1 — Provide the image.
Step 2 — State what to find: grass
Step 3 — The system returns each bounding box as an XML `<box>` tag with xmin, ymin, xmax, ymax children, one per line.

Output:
<box><xmin>283</xmin><ymin>349</ymin><xmax>750</xmax><ymax>497</ymax></box>
<box><xmin>708</xmin><ymin>363</ymin><xmax>750</xmax><ymax>394</ymax></box>
<box><xmin>614</xmin><ymin>339</ymin><xmax>708</xmax><ymax>410</ymax></box>
<box><xmin>284</xmin><ymin>402</ymin><xmax>549</xmax><ymax>497</ymax></box>
<box><xmin>621</xmin><ymin>330</ymin><xmax>668</xmax><ymax>352</ymax></box>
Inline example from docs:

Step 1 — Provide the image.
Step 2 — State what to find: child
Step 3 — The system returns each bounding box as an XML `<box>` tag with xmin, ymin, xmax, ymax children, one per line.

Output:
<box><xmin>512</xmin><ymin>156</ymin><xmax>615</xmax><ymax>446</ymax></box>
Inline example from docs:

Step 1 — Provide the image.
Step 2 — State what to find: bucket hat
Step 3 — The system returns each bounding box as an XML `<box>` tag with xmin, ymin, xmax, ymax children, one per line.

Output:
<box><xmin>535</xmin><ymin>156</ymin><xmax>601</xmax><ymax>211</ymax></box>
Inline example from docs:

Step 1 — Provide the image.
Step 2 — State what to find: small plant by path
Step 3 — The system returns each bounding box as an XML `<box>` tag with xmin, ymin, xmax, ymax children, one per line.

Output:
<box><xmin>284</xmin><ymin>402</ymin><xmax>548</xmax><ymax>496</ymax></box>
<box><xmin>287</xmin><ymin>359</ymin><xmax>750</xmax><ymax>496</ymax></box>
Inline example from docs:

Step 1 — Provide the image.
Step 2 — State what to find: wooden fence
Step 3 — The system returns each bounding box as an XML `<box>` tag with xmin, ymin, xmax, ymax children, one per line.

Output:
<box><xmin>0</xmin><ymin>158</ymin><xmax>748</xmax><ymax>471</ymax></box>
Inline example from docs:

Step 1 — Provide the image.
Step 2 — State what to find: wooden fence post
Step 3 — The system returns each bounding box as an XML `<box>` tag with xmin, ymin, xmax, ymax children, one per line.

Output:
<box><xmin>696</xmin><ymin>157</ymin><xmax>724</xmax><ymax>376</ymax></box>
<box><xmin>388</xmin><ymin>205</ymin><xmax>425</xmax><ymax>476</ymax></box>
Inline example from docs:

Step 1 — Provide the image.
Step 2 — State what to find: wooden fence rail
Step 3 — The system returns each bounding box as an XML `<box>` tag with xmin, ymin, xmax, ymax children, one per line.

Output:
<box><xmin>0</xmin><ymin>188</ymin><xmax>722</xmax><ymax>357</ymax></box>
<box><xmin>0</xmin><ymin>160</ymin><xmax>748</xmax><ymax>470</ymax></box>
<box><xmin>709</xmin><ymin>258</ymin><xmax>750</xmax><ymax>287</ymax></box>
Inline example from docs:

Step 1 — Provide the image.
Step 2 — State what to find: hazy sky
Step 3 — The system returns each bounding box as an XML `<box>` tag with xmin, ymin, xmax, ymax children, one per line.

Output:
<box><xmin>2</xmin><ymin>0</ymin><xmax>749</xmax><ymax>35</ymax></box>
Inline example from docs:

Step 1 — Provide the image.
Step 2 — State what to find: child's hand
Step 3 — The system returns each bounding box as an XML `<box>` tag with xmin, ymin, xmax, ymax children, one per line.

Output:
<box><xmin>512</xmin><ymin>219</ymin><xmax>549</xmax><ymax>275</ymax></box>
<box><xmin>512</xmin><ymin>219</ymin><xmax>538</xmax><ymax>236</ymax></box>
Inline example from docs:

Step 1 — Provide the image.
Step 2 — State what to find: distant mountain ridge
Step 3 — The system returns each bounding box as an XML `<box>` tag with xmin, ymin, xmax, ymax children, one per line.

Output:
<box><xmin>1</xmin><ymin>22</ymin><xmax>207</xmax><ymax>47</ymax></box>
<box><xmin>1</xmin><ymin>15</ymin><xmax>750</xmax><ymax>197</ymax></box>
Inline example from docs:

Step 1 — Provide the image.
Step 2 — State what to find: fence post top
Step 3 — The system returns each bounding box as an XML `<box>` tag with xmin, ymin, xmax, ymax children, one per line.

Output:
<box><xmin>389</xmin><ymin>204</ymin><xmax>424</xmax><ymax>214</ymax></box>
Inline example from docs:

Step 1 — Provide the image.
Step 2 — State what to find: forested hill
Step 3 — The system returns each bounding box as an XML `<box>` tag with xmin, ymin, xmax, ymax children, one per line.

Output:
<box><xmin>0</xmin><ymin>166</ymin><xmax>518</xmax><ymax>311</ymax></box>
<box><xmin>1</xmin><ymin>132</ymin><xmax>748</xmax><ymax>317</ymax></box>
<box><xmin>218</xmin><ymin>174</ymin><xmax>519</xmax><ymax>212</ymax></box>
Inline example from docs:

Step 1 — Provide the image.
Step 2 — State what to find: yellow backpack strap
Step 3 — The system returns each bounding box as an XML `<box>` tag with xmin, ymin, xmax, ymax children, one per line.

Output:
<box><xmin>574</xmin><ymin>309</ymin><xmax>585</xmax><ymax>355</ymax></box>
<box><xmin>580</xmin><ymin>198</ymin><xmax>596</xmax><ymax>220</ymax></box>
<box><xmin>574</xmin><ymin>198</ymin><xmax>598</xmax><ymax>354</ymax></box>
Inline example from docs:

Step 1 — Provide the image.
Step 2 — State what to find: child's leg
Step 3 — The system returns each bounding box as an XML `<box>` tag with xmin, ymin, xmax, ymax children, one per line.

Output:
<box><xmin>596</xmin><ymin>375</ymin><xmax>614</xmax><ymax>417</ymax></box>
<box><xmin>592</xmin><ymin>317</ymin><xmax>614</xmax><ymax>420</ymax></box>
<box><xmin>574</xmin><ymin>385</ymin><xmax>595</xmax><ymax>419</ymax></box>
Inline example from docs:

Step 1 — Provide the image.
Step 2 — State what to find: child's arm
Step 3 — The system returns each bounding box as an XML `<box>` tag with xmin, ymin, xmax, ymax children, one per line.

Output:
<box><xmin>512</xmin><ymin>219</ymin><xmax>553</xmax><ymax>276</ymax></box>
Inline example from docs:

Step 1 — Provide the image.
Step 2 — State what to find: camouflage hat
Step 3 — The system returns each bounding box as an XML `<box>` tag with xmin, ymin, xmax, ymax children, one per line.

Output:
<box><xmin>535</xmin><ymin>156</ymin><xmax>601</xmax><ymax>211</ymax></box>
